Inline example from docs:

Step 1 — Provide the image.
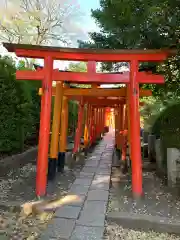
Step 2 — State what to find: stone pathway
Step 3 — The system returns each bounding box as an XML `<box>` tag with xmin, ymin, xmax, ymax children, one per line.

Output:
<box><xmin>40</xmin><ymin>133</ymin><xmax>114</xmax><ymax>240</ymax></box>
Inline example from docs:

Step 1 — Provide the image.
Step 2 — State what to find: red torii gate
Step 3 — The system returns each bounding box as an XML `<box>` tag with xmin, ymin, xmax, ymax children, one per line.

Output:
<box><xmin>3</xmin><ymin>43</ymin><xmax>175</xmax><ymax>198</ymax></box>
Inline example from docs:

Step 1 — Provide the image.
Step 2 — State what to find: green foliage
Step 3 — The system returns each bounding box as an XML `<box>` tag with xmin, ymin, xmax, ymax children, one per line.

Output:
<box><xmin>79</xmin><ymin>0</ymin><xmax>180</xmax><ymax>98</ymax></box>
<box><xmin>0</xmin><ymin>56</ymin><xmax>40</xmax><ymax>154</ymax></box>
<box><xmin>78</xmin><ymin>0</ymin><xmax>180</xmax><ymax>168</ymax></box>
<box><xmin>68</xmin><ymin>62</ymin><xmax>87</xmax><ymax>72</ymax></box>
<box><xmin>68</xmin><ymin>100</ymin><xmax>78</xmax><ymax>135</ymax></box>
<box><xmin>67</xmin><ymin>62</ymin><xmax>91</xmax><ymax>88</ymax></box>
<box><xmin>66</xmin><ymin>62</ymin><xmax>90</xmax><ymax>135</ymax></box>
<box><xmin>140</xmin><ymin>97</ymin><xmax>165</xmax><ymax>131</ymax></box>
<box><xmin>151</xmin><ymin>102</ymin><xmax>180</xmax><ymax>168</ymax></box>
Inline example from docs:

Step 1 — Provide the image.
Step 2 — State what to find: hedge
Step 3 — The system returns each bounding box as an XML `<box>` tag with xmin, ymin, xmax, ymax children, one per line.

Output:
<box><xmin>151</xmin><ymin>102</ymin><xmax>180</xmax><ymax>169</ymax></box>
<box><xmin>0</xmin><ymin>56</ymin><xmax>41</xmax><ymax>154</ymax></box>
<box><xmin>0</xmin><ymin>56</ymin><xmax>79</xmax><ymax>155</ymax></box>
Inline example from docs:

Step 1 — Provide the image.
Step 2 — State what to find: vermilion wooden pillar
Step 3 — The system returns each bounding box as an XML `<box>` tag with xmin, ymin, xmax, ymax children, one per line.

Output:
<box><xmin>115</xmin><ymin>107</ymin><xmax>118</xmax><ymax>148</ymax></box>
<box><xmin>100</xmin><ymin>108</ymin><xmax>104</xmax><ymax>136</ymax></box>
<box><xmin>73</xmin><ymin>98</ymin><xmax>84</xmax><ymax>154</ymax></box>
<box><xmin>102</xmin><ymin>108</ymin><xmax>105</xmax><ymax>135</ymax></box>
<box><xmin>88</xmin><ymin>104</ymin><xmax>92</xmax><ymax>144</ymax></box>
<box><xmin>129</xmin><ymin>60</ymin><xmax>143</xmax><ymax>197</ymax></box>
<box><xmin>103</xmin><ymin>108</ymin><xmax>106</xmax><ymax>132</ymax></box>
<box><xmin>121</xmin><ymin>105</ymin><xmax>128</xmax><ymax>161</ymax></box>
<box><xmin>126</xmin><ymin>85</ymin><xmax>131</xmax><ymax>159</ymax></box>
<box><xmin>93</xmin><ymin>107</ymin><xmax>97</xmax><ymax>141</ymax></box>
<box><xmin>97</xmin><ymin>108</ymin><xmax>101</xmax><ymax>139</ymax></box>
<box><xmin>36</xmin><ymin>56</ymin><xmax>53</xmax><ymax>197</ymax></box>
<box><xmin>95</xmin><ymin>107</ymin><xmax>98</xmax><ymax>139</ymax></box>
<box><xmin>89</xmin><ymin>105</ymin><xmax>94</xmax><ymax>145</ymax></box>
<box><xmin>118</xmin><ymin>104</ymin><xmax>123</xmax><ymax>151</ymax></box>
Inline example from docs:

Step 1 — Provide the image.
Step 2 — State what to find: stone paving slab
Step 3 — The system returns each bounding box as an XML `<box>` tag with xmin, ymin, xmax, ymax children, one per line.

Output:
<box><xmin>100</xmin><ymin>161</ymin><xmax>112</xmax><ymax>165</ymax></box>
<box><xmin>102</xmin><ymin>154</ymin><xmax>113</xmax><ymax>157</ymax></box>
<box><xmin>90</xmin><ymin>180</ymin><xmax>110</xmax><ymax>190</ymax></box>
<box><xmin>94</xmin><ymin>174</ymin><xmax>110</xmax><ymax>182</ymax></box>
<box><xmin>87</xmin><ymin>155</ymin><xmax>101</xmax><ymax>160</ymax></box>
<box><xmin>40</xmin><ymin>236</ymin><xmax>57</xmax><ymax>240</ymax></box>
<box><xmin>41</xmin><ymin>218</ymin><xmax>76</xmax><ymax>239</ymax></box>
<box><xmin>84</xmin><ymin>160</ymin><xmax>100</xmax><ymax>167</ymax></box>
<box><xmin>82</xmin><ymin>167</ymin><xmax>98</xmax><ymax>173</ymax></box>
<box><xmin>77</xmin><ymin>172</ymin><xmax>95</xmax><ymax>179</ymax></box>
<box><xmin>98</xmin><ymin>164</ymin><xmax>111</xmax><ymax>169</ymax></box>
<box><xmin>87</xmin><ymin>189</ymin><xmax>109</xmax><ymax>201</ymax></box>
<box><xmin>93</xmin><ymin>151</ymin><xmax>104</xmax><ymax>154</ymax></box>
<box><xmin>82</xmin><ymin>200</ymin><xmax>107</xmax><ymax>214</ymax></box>
<box><xmin>101</xmin><ymin>154</ymin><xmax>112</xmax><ymax>158</ymax></box>
<box><xmin>101</xmin><ymin>157</ymin><xmax>112</xmax><ymax>161</ymax></box>
<box><xmin>70</xmin><ymin>226</ymin><xmax>104</xmax><ymax>240</ymax></box>
<box><xmin>77</xmin><ymin>201</ymin><xmax>107</xmax><ymax>227</ymax></box>
<box><xmin>54</xmin><ymin>206</ymin><xmax>81</xmax><ymax>219</ymax></box>
<box><xmin>73</xmin><ymin>178</ymin><xmax>92</xmax><ymax>186</ymax></box>
<box><xmin>77</xmin><ymin>212</ymin><xmax>105</xmax><ymax>227</ymax></box>
<box><xmin>41</xmin><ymin>134</ymin><xmax>114</xmax><ymax>239</ymax></box>
<box><xmin>67</xmin><ymin>195</ymin><xmax>86</xmax><ymax>207</ymax></box>
<box><xmin>68</xmin><ymin>184</ymin><xmax>89</xmax><ymax>195</ymax></box>
<box><xmin>96</xmin><ymin>168</ymin><xmax>111</xmax><ymax>175</ymax></box>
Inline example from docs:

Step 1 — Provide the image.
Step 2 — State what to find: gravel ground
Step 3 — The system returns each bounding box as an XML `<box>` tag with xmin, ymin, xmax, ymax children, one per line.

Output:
<box><xmin>108</xmin><ymin>167</ymin><xmax>180</xmax><ymax>220</ymax></box>
<box><xmin>105</xmin><ymin>163</ymin><xmax>180</xmax><ymax>239</ymax></box>
<box><xmin>104</xmin><ymin>221</ymin><xmax>180</xmax><ymax>240</ymax></box>
<box><xmin>0</xmin><ymin>154</ymin><xmax>85</xmax><ymax>240</ymax></box>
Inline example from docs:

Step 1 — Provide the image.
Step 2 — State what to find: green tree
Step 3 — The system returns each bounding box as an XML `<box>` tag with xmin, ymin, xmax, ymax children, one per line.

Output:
<box><xmin>68</xmin><ymin>62</ymin><xmax>87</xmax><ymax>72</ymax></box>
<box><xmin>79</xmin><ymin>0</ymin><xmax>180</xmax><ymax>98</ymax></box>
<box><xmin>66</xmin><ymin>62</ymin><xmax>91</xmax><ymax>88</ymax></box>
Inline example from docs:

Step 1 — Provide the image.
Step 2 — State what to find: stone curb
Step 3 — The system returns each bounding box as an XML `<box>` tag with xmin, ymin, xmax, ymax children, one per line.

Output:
<box><xmin>106</xmin><ymin>211</ymin><xmax>180</xmax><ymax>235</ymax></box>
<box><xmin>0</xmin><ymin>147</ymin><xmax>38</xmax><ymax>177</ymax></box>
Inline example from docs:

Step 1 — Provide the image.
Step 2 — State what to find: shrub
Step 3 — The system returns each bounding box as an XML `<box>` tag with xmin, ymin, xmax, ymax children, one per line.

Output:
<box><xmin>151</xmin><ymin>102</ymin><xmax>180</xmax><ymax>169</ymax></box>
<box><xmin>0</xmin><ymin>56</ymin><xmax>40</xmax><ymax>154</ymax></box>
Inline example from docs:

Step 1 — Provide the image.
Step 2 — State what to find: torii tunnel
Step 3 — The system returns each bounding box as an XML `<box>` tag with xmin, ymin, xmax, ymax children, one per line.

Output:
<box><xmin>3</xmin><ymin>42</ymin><xmax>175</xmax><ymax>198</ymax></box>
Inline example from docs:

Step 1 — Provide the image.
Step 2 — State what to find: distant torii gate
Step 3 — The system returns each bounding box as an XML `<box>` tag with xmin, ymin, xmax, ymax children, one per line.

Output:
<box><xmin>44</xmin><ymin>86</ymin><xmax>150</xmax><ymax>171</ymax></box>
<box><xmin>3</xmin><ymin>42</ymin><xmax>175</xmax><ymax>198</ymax></box>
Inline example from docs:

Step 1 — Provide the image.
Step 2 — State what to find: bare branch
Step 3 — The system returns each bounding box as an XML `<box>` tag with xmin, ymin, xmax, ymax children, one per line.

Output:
<box><xmin>0</xmin><ymin>0</ymin><xmax>84</xmax><ymax>45</ymax></box>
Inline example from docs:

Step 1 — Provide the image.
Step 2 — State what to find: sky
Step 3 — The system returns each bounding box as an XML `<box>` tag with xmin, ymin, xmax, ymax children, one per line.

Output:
<box><xmin>0</xmin><ymin>0</ymin><xmax>101</xmax><ymax>69</ymax></box>
<box><xmin>78</xmin><ymin>0</ymin><xmax>100</xmax><ymax>34</ymax></box>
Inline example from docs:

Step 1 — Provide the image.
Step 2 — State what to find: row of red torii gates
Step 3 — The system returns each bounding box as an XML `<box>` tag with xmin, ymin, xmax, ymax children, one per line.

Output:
<box><xmin>3</xmin><ymin>43</ymin><xmax>176</xmax><ymax>198</ymax></box>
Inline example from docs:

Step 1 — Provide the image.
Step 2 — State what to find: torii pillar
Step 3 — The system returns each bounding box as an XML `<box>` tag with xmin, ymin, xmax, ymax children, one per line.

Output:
<box><xmin>36</xmin><ymin>56</ymin><xmax>53</xmax><ymax>197</ymax></box>
<box><xmin>129</xmin><ymin>60</ymin><xmax>142</xmax><ymax>198</ymax></box>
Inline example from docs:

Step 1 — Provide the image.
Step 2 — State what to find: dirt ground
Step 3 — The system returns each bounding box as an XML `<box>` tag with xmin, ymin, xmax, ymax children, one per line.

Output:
<box><xmin>104</xmin><ymin>221</ymin><xmax>180</xmax><ymax>240</ymax></box>
<box><xmin>105</xmin><ymin>160</ymin><xmax>180</xmax><ymax>239</ymax></box>
<box><xmin>2</xmin><ymin>141</ymin><xmax>180</xmax><ymax>239</ymax></box>
<box><xmin>0</xmin><ymin>152</ymin><xmax>85</xmax><ymax>240</ymax></box>
<box><xmin>108</xmin><ymin>167</ymin><xmax>180</xmax><ymax>220</ymax></box>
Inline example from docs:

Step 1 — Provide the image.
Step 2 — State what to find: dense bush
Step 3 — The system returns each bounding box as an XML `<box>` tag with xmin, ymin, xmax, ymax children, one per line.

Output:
<box><xmin>151</xmin><ymin>102</ymin><xmax>180</xmax><ymax>168</ymax></box>
<box><xmin>68</xmin><ymin>100</ymin><xmax>78</xmax><ymax>135</ymax></box>
<box><xmin>0</xmin><ymin>56</ymin><xmax>41</xmax><ymax>154</ymax></box>
<box><xmin>0</xmin><ymin>56</ymin><xmax>81</xmax><ymax>156</ymax></box>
